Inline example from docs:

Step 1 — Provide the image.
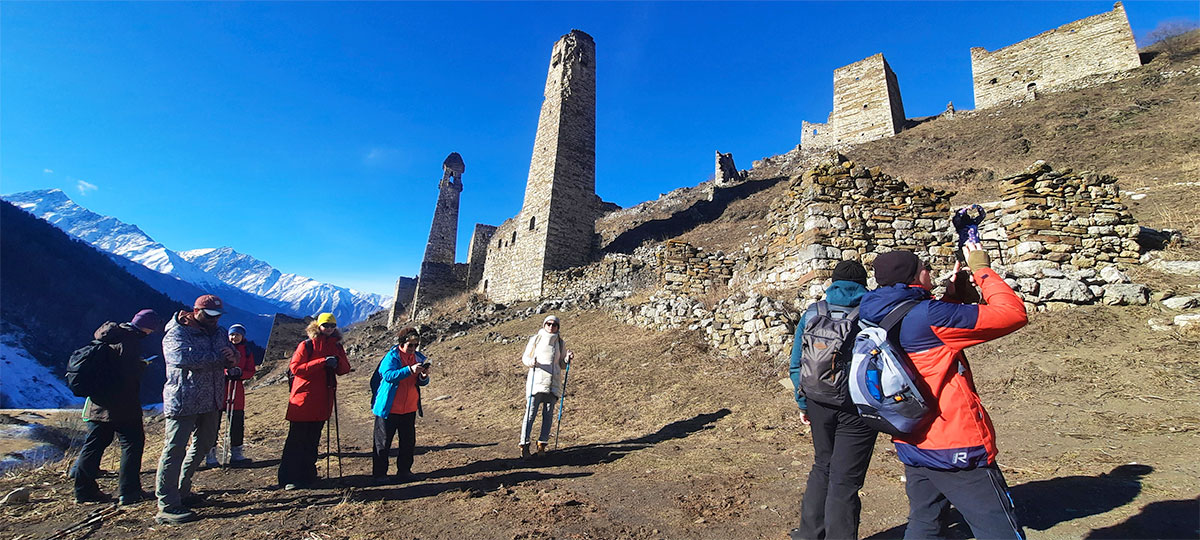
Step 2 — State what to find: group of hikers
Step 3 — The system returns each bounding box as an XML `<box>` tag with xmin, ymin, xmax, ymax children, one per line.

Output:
<box><xmin>66</xmin><ymin>233</ymin><xmax>1026</xmax><ymax>537</ymax></box>
<box><xmin>67</xmin><ymin>296</ymin><xmax>575</xmax><ymax>526</ymax></box>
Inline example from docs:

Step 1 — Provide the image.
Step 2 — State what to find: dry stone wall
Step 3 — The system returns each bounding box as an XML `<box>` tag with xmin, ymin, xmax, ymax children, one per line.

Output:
<box><xmin>802</xmin><ymin>54</ymin><xmax>906</xmax><ymax>150</ymax></box>
<box><xmin>970</xmin><ymin>3</ymin><xmax>1141</xmax><ymax>110</ymax></box>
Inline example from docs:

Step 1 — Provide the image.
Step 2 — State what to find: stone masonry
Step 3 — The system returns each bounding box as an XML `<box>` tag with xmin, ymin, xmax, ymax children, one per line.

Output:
<box><xmin>387</xmin><ymin>276</ymin><xmax>417</xmax><ymax>327</ymax></box>
<box><xmin>479</xmin><ymin>30</ymin><xmax>599</xmax><ymax>303</ymax></box>
<box><xmin>971</xmin><ymin>3</ymin><xmax>1141</xmax><ymax>110</ymax></box>
<box><xmin>801</xmin><ymin>53</ymin><xmax>906</xmax><ymax>150</ymax></box>
<box><xmin>410</xmin><ymin>153</ymin><xmax>467</xmax><ymax>319</ymax></box>
<box><xmin>466</xmin><ymin>224</ymin><xmax>497</xmax><ymax>290</ymax></box>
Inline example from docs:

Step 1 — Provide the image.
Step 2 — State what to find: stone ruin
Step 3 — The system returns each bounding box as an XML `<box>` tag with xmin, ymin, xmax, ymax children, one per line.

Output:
<box><xmin>714</xmin><ymin>151</ymin><xmax>747</xmax><ymax>187</ymax></box>
<box><xmin>801</xmin><ymin>3</ymin><xmax>1142</xmax><ymax>150</ymax></box>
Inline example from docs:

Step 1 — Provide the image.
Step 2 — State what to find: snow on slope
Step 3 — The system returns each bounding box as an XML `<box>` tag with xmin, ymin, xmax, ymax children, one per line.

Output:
<box><xmin>5</xmin><ymin>189</ymin><xmax>387</xmax><ymax>324</ymax></box>
<box><xmin>180</xmin><ymin>247</ymin><xmax>388</xmax><ymax>324</ymax></box>
<box><xmin>0</xmin><ymin>326</ymin><xmax>83</xmax><ymax>409</ymax></box>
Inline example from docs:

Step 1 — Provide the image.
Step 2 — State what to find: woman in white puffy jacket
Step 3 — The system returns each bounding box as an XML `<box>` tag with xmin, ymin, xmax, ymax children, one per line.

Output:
<box><xmin>519</xmin><ymin>315</ymin><xmax>573</xmax><ymax>459</ymax></box>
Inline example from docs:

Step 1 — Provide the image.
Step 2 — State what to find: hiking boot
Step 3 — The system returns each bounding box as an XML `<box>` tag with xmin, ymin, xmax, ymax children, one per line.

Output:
<box><xmin>74</xmin><ymin>490</ymin><xmax>111</xmax><ymax>504</ymax></box>
<box><xmin>118</xmin><ymin>490</ymin><xmax>153</xmax><ymax>506</ymax></box>
<box><xmin>283</xmin><ymin>483</ymin><xmax>299</xmax><ymax>491</ymax></box>
<box><xmin>536</xmin><ymin>442</ymin><xmax>548</xmax><ymax>457</ymax></box>
<box><xmin>394</xmin><ymin>471</ymin><xmax>422</xmax><ymax>484</ymax></box>
<box><xmin>155</xmin><ymin>506</ymin><xmax>198</xmax><ymax>525</ymax></box>
<box><xmin>180</xmin><ymin>492</ymin><xmax>207</xmax><ymax>506</ymax></box>
<box><xmin>204</xmin><ymin>448</ymin><xmax>219</xmax><ymax>468</ymax></box>
<box><xmin>519</xmin><ymin>443</ymin><xmax>531</xmax><ymax>460</ymax></box>
<box><xmin>230</xmin><ymin>445</ymin><xmax>251</xmax><ymax>464</ymax></box>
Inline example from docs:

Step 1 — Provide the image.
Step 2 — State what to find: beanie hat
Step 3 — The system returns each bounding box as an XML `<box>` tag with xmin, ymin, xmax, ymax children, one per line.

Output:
<box><xmin>873</xmin><ymin>251</ymin><xmax>922</xmax><ymax>287</ymax></box>
<box><xmin>130</xmin><ymin>309</ymin><xmax>162</xmax><ymax>332</ymax></box>
<box><xmin>543</xmin><ymin>315</ymin><xmax>559</xmax><ymax>325</ymax></box>
<box><xmin>831</xmin><ymin>260</ymin><xmax>869</xmax><ymax>287</ymax></box>
<box><xmin>194</xmin><ymin>294</ymin><xmax>224</xmax><ymax>312</ymax></box>
<box><xmin>316</xmin><ymin>313</ymin><xmax>337</xmax><ymax>326</ymax></box>
<box><xmin>228</xmin><ymin>324</ymin><xmax>246</xmax><ymax>336</ymax></box>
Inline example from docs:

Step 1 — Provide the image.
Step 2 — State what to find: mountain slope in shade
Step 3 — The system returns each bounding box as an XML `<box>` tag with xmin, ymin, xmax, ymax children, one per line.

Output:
<box><xmin>180</xmin><ymin>247</ymin><xmax>388</xmax><ymax>324</ymax></box>
<box><xmin>3</xmin><ymin>189</ymin><xmax>386</xmax><ymax>325</ymax></box>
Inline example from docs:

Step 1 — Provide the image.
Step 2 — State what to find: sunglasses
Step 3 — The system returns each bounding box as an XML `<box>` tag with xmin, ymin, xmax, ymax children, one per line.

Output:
<box><xmin>201</xmin><ymin>309</ymin><xmax>223</xmax><ymax>317</ymax></box>
<box><xmin>321</xmin><ymin>323</ymin><xmax>337</xmax><ymax>329</ymax></box>
<box><xmin>545</xmin><ymin>322</ymin><xmax>559</xmax><ymax>327</ymax></box>
<box><xmin>404</xmin><ymin>339</ymin><xmax>420</xmax><ymax>346</ymax></box>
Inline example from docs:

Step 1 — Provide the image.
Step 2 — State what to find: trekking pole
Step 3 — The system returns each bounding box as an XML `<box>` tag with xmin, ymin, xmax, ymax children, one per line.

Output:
<box><xmin>324</xmin><ymin>363</ymin><xmax>336</xmax><ymax>480</ymax></box>
<box><xmin>553</xmin><ymin>358</ymin><xmax>571</xmax><ymax>451</ymax></box>
<box><xmin>332</xmin><ymin>385</ymin><xmax>342</xmax><ymax>480</ymax></box>
<box><xmin>223</xmin><ymin>379</ymin><xmax>236</xmax><ymax>468</ymax></box>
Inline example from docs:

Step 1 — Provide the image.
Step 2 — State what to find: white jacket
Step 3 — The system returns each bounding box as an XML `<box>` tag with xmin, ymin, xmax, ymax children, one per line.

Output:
<box><xmin>522</xmin><ymin>330</ymin><xmax>567</xmax><ymax>397</ymax></box>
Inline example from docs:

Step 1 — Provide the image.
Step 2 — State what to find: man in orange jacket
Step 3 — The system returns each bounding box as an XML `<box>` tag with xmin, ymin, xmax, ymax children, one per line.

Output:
<box><xmin>858</xmin><ymin>243</ymin><xmax>1027</xmax><ymax>539</ymax></box>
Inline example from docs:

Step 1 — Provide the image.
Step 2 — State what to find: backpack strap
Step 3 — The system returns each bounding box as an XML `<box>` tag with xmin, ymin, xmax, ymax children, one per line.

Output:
<box><xmin>816</xmin><ymin>301</ymin><xmax>830</xmax><ymax>317</ymax></box>
<box><xmin>879</xmin><ymin>300</ymin><xmax>920</xmax><ymax>332</ymax></box>
<box><xmin>845</xmin><ymin>306</ymin><xmax>860</xmax><ymax>320</ymax></box>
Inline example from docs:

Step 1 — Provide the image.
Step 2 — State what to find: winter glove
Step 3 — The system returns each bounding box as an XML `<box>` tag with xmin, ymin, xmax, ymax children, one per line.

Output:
<box><xmin>964</xmin><ymin>243</ymin><xmax>991</xmax><ymax>272</ymax></box>
<box><xmin>324</xmin><ymin>356</ymin><xmax>339</xmax><ymax>370</ymax></box>
<box><xmin>226</xmin><ymin>366</ymin><xmax>243</xmax><ymax>380</ymax></box>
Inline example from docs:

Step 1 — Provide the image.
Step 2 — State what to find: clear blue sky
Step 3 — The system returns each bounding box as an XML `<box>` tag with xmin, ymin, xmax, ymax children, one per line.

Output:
<box><xmin>3</xmin><ymin>2</ymin><xmax>1195</xmax><ymax>296</ymax></box>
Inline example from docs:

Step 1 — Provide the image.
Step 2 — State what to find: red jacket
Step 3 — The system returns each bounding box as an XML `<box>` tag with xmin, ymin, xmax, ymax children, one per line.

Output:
<box><xmin>225</xmin><ymin>342</ymin><xmax>257</xmax><ymax>411</ymax></box>
<box><xmin>286</xmin><ymin>329</ymin><xmax>351</xmax><ymax>422</ymax></box>
<box><xmin>858</xmin><ymin>268</ymin><xmax>1027</xmax><ymax>470</ymax></box>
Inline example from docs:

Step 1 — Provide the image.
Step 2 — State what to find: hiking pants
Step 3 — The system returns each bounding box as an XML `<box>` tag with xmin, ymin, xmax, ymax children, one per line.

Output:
<box><xmin>73</xmin><ymin>419</ymin><xmax>144</xmax><ymax>499</ymax></box>
<box><xmin>903</xmin><ymin>464</ymin><xmax>1025</xmax><ymax>540</ymax></box>
<box><xmin>795</xmin><ymin>400</ymin><xmax>877</xmax><ymax>540</ymax></box>
<box><xmin>214</xmin><ymin>409</ymin><xmax>246</xmax><ymax>448</ymax></box>
<box><xmin>277</xmin><ymin>420</ymin><xmax>325</xmax><ymax>487</ymax></box>
<box><xmin>372</xmin><ymin>411</ymin><xmax>416</xmax><ymax>477</ymax></box>
<box><xmin>520</xmin><ymin>392</ymin><xmax>557</xmax><ymax>445</ymax></box>
<box><xmin>155</xmin><ymin>410</ymin><xmax>219</xmax><ymax>510</ymax></box>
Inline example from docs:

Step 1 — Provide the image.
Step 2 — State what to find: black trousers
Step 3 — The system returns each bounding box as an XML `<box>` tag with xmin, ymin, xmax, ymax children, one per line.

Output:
<box><xmin>277</xmin><ymin>420</ymin><xmax>325</xmax><ymax>486</ymax></box>
<box><xmin>796</xmin><ymin>400</ymin><xmax>878</xmax><ymax>540</ymax></box>
<box><xmin>215</xmin><ymin>410</ymin><xmax>246</xmax><ymax>447</ymax></box>
<box><xmin>73</xmin><ymin>419</ymin><xmax>144</xmax><ymax>499</ymax></box>
<box><xmin>372</xmin><ymin>412</ymin><xmax>416</xmax><ymax>477</ymax></box>
<box><xmin>904</xmin><ymin>464</ymin><xmax>1025</xmax><ymax>540</ymax></box>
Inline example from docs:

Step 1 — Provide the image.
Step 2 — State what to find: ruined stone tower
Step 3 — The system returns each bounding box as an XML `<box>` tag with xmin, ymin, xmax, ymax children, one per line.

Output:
<box><xmin>801</xmin><ymin>53</ymin><xmax>906</xmax><ymax>149</ymax></box>
<box><xmin>970</xmin><ymin>3</ymin><xmax>1141</xmax><ymax>110</ymax></box>
<box><xmin>409</xmin><ymin>153</ymin><xmax>467</xmax><ymax>318</ymax></box>
<box><xmin>480</xmin><ymin>30</ymin><xmax>597</xmax><ymax>303</ymax></box>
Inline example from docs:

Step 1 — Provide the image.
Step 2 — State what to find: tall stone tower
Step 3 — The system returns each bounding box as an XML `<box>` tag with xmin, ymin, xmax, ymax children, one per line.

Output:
<box><xmin>410</xmin><ymin>153</ymin><xmax>466</xmax><ymax>318</ymax></box>
<box><xmin>480</xmin><ymin>30</ymin><xmax>597</xmax><ymax>303</ymax></box>
<box><xmin>801</xmin><ymin>54</ymin><xmax>906</xmax><ymax>149</ymax></box>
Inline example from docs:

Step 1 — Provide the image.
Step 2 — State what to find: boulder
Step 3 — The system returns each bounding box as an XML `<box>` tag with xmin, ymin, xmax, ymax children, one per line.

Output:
<box><xmin>1148</xmin><ymin>259</ymin><xmax>1200</xmax><ymax>277</ymax></box>
<box><xmin>1099</xmin><ymin>265</ymin><xmax>1131</xmax><ymax>284</ymax></box>
<box><xmin>0</xmin><ymin>487</ymin><xmax>30</xmax><ymax>505</ymax></box>
<box><xmin>1173</xmin><ymin>314</ymin><xmax>1200</xmax><ymax>329</ymax></box>
<box><xmin>1037</xmin><ymin>279</ymin><xmax>1094</xmax><ymax>303</ymax></box>
<box><xmin>1161</xmin><ymin>295</ymin><xmax>1200</xmax><ymax>310</ymax></box>
<box><xmin>1102</xmin><ymin>284</ymin><xmax>1149</xmax><ymax>306</ymax></box>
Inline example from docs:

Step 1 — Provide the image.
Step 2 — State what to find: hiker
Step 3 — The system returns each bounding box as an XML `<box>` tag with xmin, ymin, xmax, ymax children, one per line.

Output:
<box><xmin>71</xmin><ymin>309</ymin><xmax>162</xmax><ymax>505</ymax></box>
<box><xmin>858</xmin><ymin>244</ymin><xmax>1027</xmax><ymax>539</ymax></box>
<box><xmin>155</xmin><ymin>295</ymin><xmax>238</xmax><ymax>524</ymax></box>
<box><xmin>277</xmin><ymin>312</ymin><xmax>350</xmax><ymax>490</ymax></box>
<box><xmin>518</xmin><ymin>315</ymin><xmax>573</xmax><ymax>459</ymax></box>
<box><xmin>205</xmin><ymin>323</ymin><xmax>256</xmax><ymax>466</ymax></box>
<box><xmin>370</xmin><ymin>326</ymin><xmax>430</xmax><ymax>482</ymax></box>
<box><xmin>788</xmin><ymin>261</ymin><xmax>877</xmax><ymax>540</ymax></box>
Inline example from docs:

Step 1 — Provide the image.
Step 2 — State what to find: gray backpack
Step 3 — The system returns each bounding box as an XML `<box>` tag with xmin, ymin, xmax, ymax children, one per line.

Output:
<box><xmin>798</xmin><ymin>301</ymin><xmax>860</xmax><ymax>407</ymax></box>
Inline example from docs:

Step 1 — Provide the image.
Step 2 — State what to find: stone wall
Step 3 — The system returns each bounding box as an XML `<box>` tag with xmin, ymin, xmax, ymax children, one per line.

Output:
<box><xmin>386</xmin><ymin>276</ymin><xmax>417</xmax><ymax>327</ymax></box>
<box><xmin>480</xmin><ymin>29</ymin><xmax>598</xmax><ymax>304</ymax></box>
<box><xmin>658</xmin><ymin>240</ymin><xmax>738</xmax><ymax>296</ymax></box>
<box><xmin>970</xmin><ymin>3</ymin><xmax>1141</xmax><ymax>110</ymax></box>
<box><xmin>801</xmin><ymin>54</ymin><xmax>906</xmax><ymax>149</ymax></box>
<box><xmin>466</xmin><ymin>224</ymin><xmax>496</xmax><ymax>289</ymax></box>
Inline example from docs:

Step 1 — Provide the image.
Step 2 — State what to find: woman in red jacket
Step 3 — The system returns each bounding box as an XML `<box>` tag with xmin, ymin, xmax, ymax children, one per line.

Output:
<box><xmin>206</xmin><ymin>323</ymin><xmax>258</xmax><ymax>466</ymax></box>
<box><xmin>277</xmin><ymin>313</ymin><xmax>350</xmax><ymax>490</ymax></box>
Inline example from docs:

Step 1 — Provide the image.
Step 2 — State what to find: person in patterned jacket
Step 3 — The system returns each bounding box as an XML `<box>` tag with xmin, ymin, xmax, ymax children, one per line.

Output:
<box><xmin>858</xmin><ymin>243</ymin><xmax>1027</xmax><ymax>540</ymax></box>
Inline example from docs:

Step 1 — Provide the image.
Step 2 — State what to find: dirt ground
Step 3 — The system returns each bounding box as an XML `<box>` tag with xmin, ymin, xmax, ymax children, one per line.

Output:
<box><xmin>2</xmin><ymin>302</ymin><xmax>1197</xmax><ymax>540</ymax></box>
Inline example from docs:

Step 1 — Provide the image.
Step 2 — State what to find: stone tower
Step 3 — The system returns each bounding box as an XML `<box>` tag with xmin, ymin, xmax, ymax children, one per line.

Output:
<box><xmin>801</xmin><ymin>53</ymin><xmax>906</xmax><ymax>149</ymax></box>
<box><xmin>480</xmin><ymin>30</ymin><xmax>597</xmax><ymax>303</ymax></box>
<box><xmin>410</xmin><ymin>153</ymin><xmax>466</xmax><ymax>318</ymax></box>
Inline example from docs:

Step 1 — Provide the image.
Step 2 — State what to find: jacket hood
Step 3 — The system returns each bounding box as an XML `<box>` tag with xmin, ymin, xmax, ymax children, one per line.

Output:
<box><xmin>94</xmin><ymin>321</ymin><xmax>136</xmax><ymax>343</ymax></box>
<box><xmin>825</xmin><ymin>280</ymin><xmax>868</xmax><ymax>307</ymax></box>
<box><xmin>858</xmin><ymin>283</ymin><xmax>930</xmax><ymax>324</ymax></box>
<box><xmin>305</xmin><ymin>321</ymin><xmax>343</xmax><ymax>341</ymax></box>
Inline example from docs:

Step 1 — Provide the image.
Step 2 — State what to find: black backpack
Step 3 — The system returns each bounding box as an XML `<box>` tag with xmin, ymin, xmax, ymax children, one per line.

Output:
<box><xmin>66</xmin><ymin>340</ymin><xmax>115</xmax><ymax>398</ymax></box>
<box><xmin>798</xmin><ymin>301</ymin><xmax>861</xmax><ymax>407</ymax></box>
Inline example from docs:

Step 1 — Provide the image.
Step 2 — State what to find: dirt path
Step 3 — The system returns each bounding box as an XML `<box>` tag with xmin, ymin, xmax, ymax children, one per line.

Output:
<box><xmin>2</xmin><ymin>307</ymin><xmax>1198</xmax><ymax>539</ymax></box>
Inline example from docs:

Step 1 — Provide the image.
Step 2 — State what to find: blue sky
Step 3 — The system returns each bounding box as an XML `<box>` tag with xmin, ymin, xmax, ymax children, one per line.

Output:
<box><xmin>3</xmin><ymin>2</ymin><xmax>1196</xmax><ymax>296</ymax></box>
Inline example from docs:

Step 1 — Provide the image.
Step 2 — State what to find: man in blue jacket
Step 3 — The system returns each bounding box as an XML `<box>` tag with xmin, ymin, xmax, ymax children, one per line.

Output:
<box><xmin>789</xmin><ymin>260</ymin><xmax>877</xmax><ymax>540</ymax></box>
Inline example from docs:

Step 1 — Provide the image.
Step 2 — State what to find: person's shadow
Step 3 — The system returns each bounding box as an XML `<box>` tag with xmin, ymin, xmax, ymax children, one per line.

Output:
<box><xmin>1084</xmin><ymin>497</ymin><xmax>1200</xmax><ymax>539</ymax></box>
<box><xmin>864</xmin><ymin>464</ymin><xmax>1154</xmax><ymax>539</ymax></box>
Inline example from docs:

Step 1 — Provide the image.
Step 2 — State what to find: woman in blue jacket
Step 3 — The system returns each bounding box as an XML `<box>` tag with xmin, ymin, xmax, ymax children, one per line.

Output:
<box><xmin>370</xmin><ymin>327</ymin><xmax>430</xmax><ymax>482</ymax></box>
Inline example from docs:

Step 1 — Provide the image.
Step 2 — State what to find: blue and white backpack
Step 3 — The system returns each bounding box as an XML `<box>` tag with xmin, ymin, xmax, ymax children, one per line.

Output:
<box><xmin>848</xmin><ymin>300</ymin><xmax>936</xmax><ymax>436</ymax></box>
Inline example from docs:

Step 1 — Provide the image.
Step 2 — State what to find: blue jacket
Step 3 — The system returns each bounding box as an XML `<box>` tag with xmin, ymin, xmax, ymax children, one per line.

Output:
<box><xmin>370</xmin><ymin>347</ymin><xmax>430</xmax><ymax>418</ymax></box>
<box><xmin>788</xmin><ymin>280</ymin><xmax>868</xmax><ymax>411</ymax></box>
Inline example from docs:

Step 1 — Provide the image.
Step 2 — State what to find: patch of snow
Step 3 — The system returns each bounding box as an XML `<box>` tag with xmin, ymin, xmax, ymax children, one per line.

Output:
<box><xmin>0</xmin><ymin>328</ymin><xmax>83</xmax><ymax>409</ymax></box>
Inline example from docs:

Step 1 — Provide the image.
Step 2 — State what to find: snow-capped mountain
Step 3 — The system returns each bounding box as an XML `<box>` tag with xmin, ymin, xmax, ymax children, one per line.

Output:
<box><xmin>4</xmin><ymin>189</ymin><xmax>388</xmax><ymax>325</ymax></box>
<box><xmin>180</xmin><ymin>247</ymin><xmax>388</xmax><ymax>325</ymax></box>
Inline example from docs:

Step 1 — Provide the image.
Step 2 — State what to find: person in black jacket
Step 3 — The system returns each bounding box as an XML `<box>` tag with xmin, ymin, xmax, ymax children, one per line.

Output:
<box><xmin>71</xmin><ymin>309</ymin><xmax>161</xmax><ymax>505</ymax></box>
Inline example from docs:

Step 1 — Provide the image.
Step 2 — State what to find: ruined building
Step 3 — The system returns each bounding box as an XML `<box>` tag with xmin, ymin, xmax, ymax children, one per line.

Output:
<box><xmin>801</xmin><ymin>53</ymin><xmax>906</xmax><ymax>150</ymax></box>
<box><xmin>478</xmin><ymin>30</ymin><xmax>604</xmax><ymax>303</ymax></box>
<box><xmin>970</xmin><ymin>3</ymin><xmax>1141</xmax><ymax>110</ymax></box>
<box><xmin>408</xmin><ymin>153</ymin><xmax>468</xmax><ymax>318</ymax></box>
